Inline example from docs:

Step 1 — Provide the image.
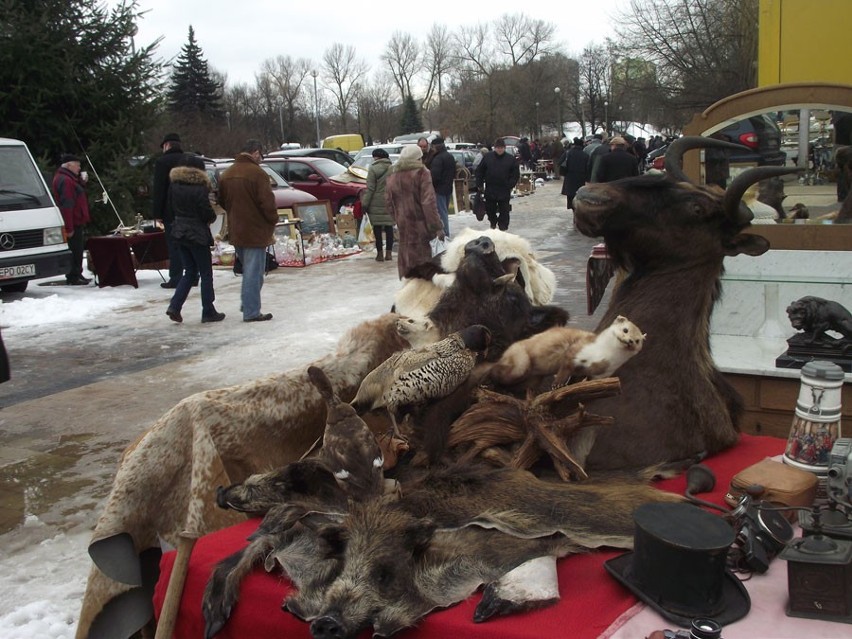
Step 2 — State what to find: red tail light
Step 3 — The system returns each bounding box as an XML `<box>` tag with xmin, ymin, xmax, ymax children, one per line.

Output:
<box><xmin>738</xmin><ymin>132</ymin><xmax>759</xmax><ymax>149</ymax></box>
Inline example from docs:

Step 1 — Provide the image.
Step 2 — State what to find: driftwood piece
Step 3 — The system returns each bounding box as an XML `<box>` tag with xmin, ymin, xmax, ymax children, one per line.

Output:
<box><xmin>448</xmin><ymin>378</ymin><xmax>620</xmax><ymax>480</ymax></box>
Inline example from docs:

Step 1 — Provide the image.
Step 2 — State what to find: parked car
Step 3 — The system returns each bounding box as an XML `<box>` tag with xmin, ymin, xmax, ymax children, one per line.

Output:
<box><xmin>449</xmin><ymin>149</ymin><xmax>478</xmax><ymax>191</ymax></box>
<box><xmin>352</xmin><ymin>144</ymin><xmax>405</xmax><ymax>163</ymax></box>
<box><xmin>262</xmin><ymin>156</ymin><xmax>365</xmax><ymax>213</ymax></box>
<box><xmin>207</xmin><ymin>160</ymin><xmax>317</xmax><ymax>211</ymax></box>
<box><xmin>266</xmin><ymin>148</ymin><xmax>354</xmax><ymax>167</ymax></box>
<box><xmin>347</xmin><ymin>153</ymin><xmax>401</xmax><ymax>180</ymax></box>
<box><xmin>715</xmin><ymin>114</ymin><xmax>787</xmax><ymax>166</ymax></box>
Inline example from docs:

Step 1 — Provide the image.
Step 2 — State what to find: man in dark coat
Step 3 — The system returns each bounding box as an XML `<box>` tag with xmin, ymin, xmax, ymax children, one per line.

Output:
<box><xmin>592</xmin><ymin>136</ymin><xmax>639</xmax><ymax>183</ymax></box>
<box><xmin>475</xmin><ymin>138</ymin><xmax>520</xmax><ymax>231</ymax></box>
<box><xmin>51</xmin><ymin>153</ymin><xmax>91</xmax><ymax>285</ymax></box>
<box><xmin>152</xmin><ymin>132</ymin><xmax>189</xmax><ymax>288</ymax></box>
<box><xmin>429</xmin><ymin>137</ymin><xmax>455</xmax><ymax>238</ymax></box>
<box><xmin>559</xmin><ymin>138</ymin><xmax>589</xmax><ymax>210</ymax></box>
<box><xmin>517</xmin><ymin>137</ymin><xmax>533</xmax><ymax>169</ymax></box>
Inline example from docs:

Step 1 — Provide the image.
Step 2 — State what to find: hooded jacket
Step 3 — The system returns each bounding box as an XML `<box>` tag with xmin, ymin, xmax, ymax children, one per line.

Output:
<box><xmin>218</xmin><ymin>153</ymin><xmax>278</xmax><ymax>248</ymax></box>
<box><xmin>360</xmin><ymin>158</ymin><xmax>392</xmax><ymax>226</ymax></box>
<box><xmin>168</xmin><ymin>166</ymin><xmax>216</xmax><ymax>246</ymax></box>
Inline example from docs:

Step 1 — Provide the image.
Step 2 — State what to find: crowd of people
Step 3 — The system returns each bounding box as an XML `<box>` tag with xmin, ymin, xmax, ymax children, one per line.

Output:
<box><xmin>47</xmin><ymin>126</ymin><xmax>670</xmax><ymax>324</ymax></box>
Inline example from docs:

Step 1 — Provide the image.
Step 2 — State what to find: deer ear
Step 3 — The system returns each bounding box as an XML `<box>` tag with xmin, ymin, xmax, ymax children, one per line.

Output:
<box><xmin>724</xmin><ymin>233</ymin><xmax>770</xmax><ymax>257</ymax></box>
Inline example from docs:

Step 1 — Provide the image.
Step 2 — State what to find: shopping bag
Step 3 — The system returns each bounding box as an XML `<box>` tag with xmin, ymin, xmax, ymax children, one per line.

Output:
<box><xmin>473</xmin><ymin>192</ymin><xmax>486</xmax><ymax>221</ymax></box>
<box><xmin>357</xmin><ymin>215</ymin><xmax>374</xmax><ymax>248</ymax></box>
<box><xmin>430</xmin><ymin>236</ymin><xmax>449</xmax><ymax>257</ymax></box>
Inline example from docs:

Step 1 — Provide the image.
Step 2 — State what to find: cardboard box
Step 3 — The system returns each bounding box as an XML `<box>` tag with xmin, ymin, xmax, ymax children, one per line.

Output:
<box><xmin>336</xmin><ymin>213</ymin><xmax>357</xmax><ymax>236</ymax></box>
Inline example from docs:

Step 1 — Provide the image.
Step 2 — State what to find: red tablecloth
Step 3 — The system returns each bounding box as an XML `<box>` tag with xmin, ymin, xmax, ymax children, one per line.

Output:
<box><xmin>86</xmin><ymin>232</ymin><xmax>168</xmax><ymax>288</ymax></box>
<box><xmin>153</xmin><ymin>435</ymin><xmax>786</xmax><ymax>639</ymax></box>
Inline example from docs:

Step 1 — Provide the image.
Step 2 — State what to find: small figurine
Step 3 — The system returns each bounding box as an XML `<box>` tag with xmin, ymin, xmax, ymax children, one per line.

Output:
<box><xmin>786</xmin><ymin>296</ymin><xmax>852</xmax><ymax>346</ymax></box>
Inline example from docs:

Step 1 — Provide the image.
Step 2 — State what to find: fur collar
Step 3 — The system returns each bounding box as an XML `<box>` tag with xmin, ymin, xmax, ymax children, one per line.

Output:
<box><xmin>169</xmin><ymin>166</ymin><xmax>210</xmax><ymax>186</ymax></box>
<box><xmin>391</xmin><ymin>158</ymin><xmax>424</xmax><ymax>173</ymax></box>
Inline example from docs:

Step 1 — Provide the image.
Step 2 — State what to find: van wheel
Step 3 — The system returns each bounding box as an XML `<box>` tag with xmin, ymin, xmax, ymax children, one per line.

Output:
<box><xmin>1</xmin><ymin>281</ymin><xmax>28</xmax><ymax>293</ymax></box>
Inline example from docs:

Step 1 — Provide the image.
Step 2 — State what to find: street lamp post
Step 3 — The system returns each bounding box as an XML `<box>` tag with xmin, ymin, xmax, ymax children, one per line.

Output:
<box><xmin>535</xmin><ymin>101</ymin><xmax>540</xmax><ymax>139</ymax></box>
<box><xmin>604</xmin><ymin>100</ymin><xmax>609</xmax><ymax>136</ymax></box>
<box><xmin>225</xmin><ymin>111</ymin><xmax>231</xmax><ymax>131</ymax></box>
<box><xmin>554</xmin><ymin>87</ymin><xmax>562</xmax><ymax>139</ymax></box>
<box><xmin>277</xmin><ymin>97</ymin><xmax>284</xmax><ymax>142</ymax></box>
<box><xmin>311</xmin><ymin>70</ymin><xmax>320</xmax><ymax>147</ymax></box>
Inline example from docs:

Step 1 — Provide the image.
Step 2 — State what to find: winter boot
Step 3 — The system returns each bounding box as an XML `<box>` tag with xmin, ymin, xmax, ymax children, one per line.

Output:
<box><xmin>384</xmin><ymin>249</ymin><xmax>393</xmax><ymax>261</ymax></box>
<box><xmin>375</xmin><ymin>250</ymin><xmax>384</xmax><ymax>262</ymax></box>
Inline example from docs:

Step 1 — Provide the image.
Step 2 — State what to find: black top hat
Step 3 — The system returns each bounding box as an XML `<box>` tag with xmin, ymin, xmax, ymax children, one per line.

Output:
<box><xmin>604</xmin><ymin>502</ymin><xmax>750</xmax><ymax>627</ymax></box>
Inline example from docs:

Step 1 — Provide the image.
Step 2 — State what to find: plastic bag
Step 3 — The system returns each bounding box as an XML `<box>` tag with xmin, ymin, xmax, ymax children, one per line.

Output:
<box><xmin>357</xmin><ymin>215</ymin><xmax>374</xmax><ymax>248</ymax></box>
<box><xmin>430</xmin><ymin>236</ymin><xmax>449</xmax><ymax>257</ymax></box>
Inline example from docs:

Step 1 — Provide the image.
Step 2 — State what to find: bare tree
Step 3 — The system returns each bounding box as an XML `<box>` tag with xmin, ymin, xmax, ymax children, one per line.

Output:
<box><xmin>577</xmin><ymin>44</ymin><xmax>612</xmax><ymax>134</ymax></box>
<box><xmin>357</xmin><ymin>73</ymin><xmax>398</xmax><ymax>144</ymax></box>
<box><xmin>382</xmin><ymin>32</ymin><xmax>421</xmax><ymax>103</ymax></box>
<box><xmin>494</xmin><ymin>13</ymin><xmax>557</xmax><ymax>66</ymax></box>
<box><xmin>422</xmin><ymin>24</ymin><xmax>454</xmax><ymax>110</ymax></box>
<box><xmin>322</xmin><ymin>43</ymin><xmax>369</xmax><ymax>130</ymax></box>
<box><xmin>258</xmin><ymin>55</ymin><xmax>312</xmax><ymax>143</ymax></box>
<box><xmin>620</xmin><ymin>0</ymin><xmax>758</xmax><ymax>115</ymax></box>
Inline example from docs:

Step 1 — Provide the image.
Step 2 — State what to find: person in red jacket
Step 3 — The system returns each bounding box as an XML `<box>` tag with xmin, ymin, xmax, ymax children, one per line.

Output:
<box><xmin>52</xmin><ymin>153</ymin><xmax>91</xmax><ymax>285</ymax></box>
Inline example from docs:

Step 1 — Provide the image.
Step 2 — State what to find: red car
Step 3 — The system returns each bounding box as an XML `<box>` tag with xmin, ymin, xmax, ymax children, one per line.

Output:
<box><xmin>209</xmin><ymin>161</ymin><xmax>317</xmax><ymax>211</ymax></box>
<box><xmin>262</xmin><ymin>156</ymin><xmax>365</xmax><ymax>213</ymax></box>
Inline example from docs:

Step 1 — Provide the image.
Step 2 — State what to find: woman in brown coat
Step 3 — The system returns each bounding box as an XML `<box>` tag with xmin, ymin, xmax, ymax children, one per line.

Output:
<box><xmin>385</xmin><ymin>144</ymin><xmax>445</xmax><ymax>279</ymax></box>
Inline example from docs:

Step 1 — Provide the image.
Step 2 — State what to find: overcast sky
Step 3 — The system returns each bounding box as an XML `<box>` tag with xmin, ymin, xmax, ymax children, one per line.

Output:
<box><xmin>116</xmin><ymin>0</ymin><xmax>628</xmax><ymax>86</ymax></box>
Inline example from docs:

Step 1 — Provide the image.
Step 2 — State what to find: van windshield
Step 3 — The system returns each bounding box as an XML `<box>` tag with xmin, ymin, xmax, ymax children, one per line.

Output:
<box><xmin>0</xmin><ymin>146</ymin><xmax>53</xmax><ymax>210</ymax></box>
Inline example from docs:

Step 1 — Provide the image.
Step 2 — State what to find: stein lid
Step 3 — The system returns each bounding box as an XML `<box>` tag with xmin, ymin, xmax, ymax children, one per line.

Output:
<box><xmin>801</xmin><ymin>360</ymin><xmax>845</xmax><ymax>381</ymax></box>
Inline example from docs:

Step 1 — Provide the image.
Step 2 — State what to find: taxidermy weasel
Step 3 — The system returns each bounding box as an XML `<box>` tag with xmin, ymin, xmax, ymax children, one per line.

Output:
<box><xmin>490</xmin><ymin>315</ymin><xmax>645</xmax><ymax>388</ymax></box>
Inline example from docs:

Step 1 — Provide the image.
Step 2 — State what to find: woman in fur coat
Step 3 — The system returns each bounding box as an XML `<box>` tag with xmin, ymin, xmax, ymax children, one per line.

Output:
<box><xmin>360</xmin><ymin>148</ymin><xmax>394</xmax><ymax>262</ymax></box>
<box><xmin>165</xmin><ymin>158</ymin><xmax>224</xmax><ymax>323</ymax></box>
<box><xmin>385</xmin><ymin>144</ymin><xmax>445</xmax><ymax>279</ymax></box>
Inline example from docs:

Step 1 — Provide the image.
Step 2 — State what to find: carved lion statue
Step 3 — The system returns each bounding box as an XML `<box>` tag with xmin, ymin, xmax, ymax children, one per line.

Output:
<box><xmin>786</xmin><ymin>296</ymin><xmax>852</xmax><ymax>344</ymax></box>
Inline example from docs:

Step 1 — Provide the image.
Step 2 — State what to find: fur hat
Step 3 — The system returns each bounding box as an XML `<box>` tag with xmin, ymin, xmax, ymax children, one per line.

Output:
<box><xmin>160</xmin><ymin>132</ymin><xmax>181</xmax><ymax>146</ymax></box>
<box><xmin>372</xmin><ymin>148</ymin><xmax>390</xmax><ymax>159</ymax></box>
<box><xmin>609</xmin><ymin>136</ymin><xmax>628</xmax><ymax>147</ymax></box>
<box><xmin>399</xmin><ymin>144</ymin><xmax>422</xmax><ymax>162</ymax></box>
<box><xmin>59</xmin><ymin>153</ymin><xmax>81</xmax><ymax>164</ymax></box>
<box><xmin>494</xmin><ymin>138</ymin><xmax>506</xmax><ymax>148</ymax></box>
<box><xmin>431</xmin><ymin>136</ymin><xmax>444</xmax><ymax>145</ymax></box>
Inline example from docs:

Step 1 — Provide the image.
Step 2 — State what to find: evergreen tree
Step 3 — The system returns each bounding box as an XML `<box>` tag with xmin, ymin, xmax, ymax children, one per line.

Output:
<box><xmin>0</xmin><ymin>0</ymin><xmax>163</xmax><ymax>231</ymax></box>
<box><xmin>399</xmin><ymin>94</ymin><xmax>423</xmax><ymax>134</ymax></box>
<box><xmin>166</xmin><ymin>26</ymin><xmax>224</xmax><ymax>119</ymax></box>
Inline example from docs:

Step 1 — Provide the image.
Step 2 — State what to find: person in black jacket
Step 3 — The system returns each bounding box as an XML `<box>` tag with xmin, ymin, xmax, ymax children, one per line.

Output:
<box><xmin>165</xmin><ymin>157</ymin><xmax>225</xmax><ymax>324</ymax></box>
<box><xmin>559</xmin><ymin>138</ymin><xmax>589</xmax><ymax>209</ymax></box>
<box><xmin>152</xmin><ymin>132</ymin><xmax>189</xmax><ymax>289</ymax></box>
<box><xmin>592</xmin><ymin>136</ymin><xmax>639</xmax><ymax>183</ymax></box>
<box><xmin>474</xmin><ymin>138</ymin><xmax>520</xmax><ymax>230</ymax></box>
<box><xmin>429</xmin><ymin>137</ymin><xmax>455</xmax><ymax>238</ymax></box>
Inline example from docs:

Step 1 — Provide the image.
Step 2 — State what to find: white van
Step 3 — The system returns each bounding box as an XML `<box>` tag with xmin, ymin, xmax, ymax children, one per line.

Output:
<box><xmin>0</xmin><ymin>138</ymin><xmax>72</xmax><ymax>292</ymax></box>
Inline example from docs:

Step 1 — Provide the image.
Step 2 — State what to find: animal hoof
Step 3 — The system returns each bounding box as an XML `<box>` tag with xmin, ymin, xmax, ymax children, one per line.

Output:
<box><xmin>202</xmin><ymin>602</ymin><xmax>231</xmax><ymax>639</ymax></box>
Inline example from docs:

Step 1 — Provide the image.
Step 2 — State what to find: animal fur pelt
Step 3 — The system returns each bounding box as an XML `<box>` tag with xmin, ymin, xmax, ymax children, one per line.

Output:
<box><xmin>394</xmin><ymin>228</ymin><xmax>557</xmax><ymax>319</ymax></box>
<box><xmin>76</xmin><ymin>314</ymin><xmax>411</xmax><ymax>639</ymax></box>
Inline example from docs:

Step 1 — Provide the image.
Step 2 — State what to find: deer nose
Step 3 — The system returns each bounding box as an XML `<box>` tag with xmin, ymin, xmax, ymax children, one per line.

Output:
<box><xmin>310</xmin><ymin>614</ymin><xmax>346</xmax><ymax>639</ymax></box>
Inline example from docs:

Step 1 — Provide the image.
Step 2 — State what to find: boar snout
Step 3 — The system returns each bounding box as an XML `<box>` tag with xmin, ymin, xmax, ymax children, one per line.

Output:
<box><xmin>310</xmin><ymin>614</ymin><xmax>348</xmax><ymax>639</ymax></box>
<box><xmin>215</xmin><ymin>486</ymin><xmax>228</xmax><ymax>508</ymax></box>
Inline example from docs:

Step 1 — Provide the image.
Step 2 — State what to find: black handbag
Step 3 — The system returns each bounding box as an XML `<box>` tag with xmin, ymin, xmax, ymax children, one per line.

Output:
<box><xmin>473</xmin><ymin>192</ymin><xmax>486</xmax><ymax>221</ymax></box>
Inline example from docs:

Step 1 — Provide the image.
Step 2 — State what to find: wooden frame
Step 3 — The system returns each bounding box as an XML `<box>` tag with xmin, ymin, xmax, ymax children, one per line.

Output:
<box><xmin>276</xmin><ymin>209</ymin><xmax>299</xmax><ymax>240</ymax></box>
<box><xmin>680</xmin><ymin>82</ymin><xmax>852</xmax><ymax>251</ymax></box>
<box><xmin>292</xmin><ymin>200</ymin><xmax>335</xmax><ymax>236</ymax></box>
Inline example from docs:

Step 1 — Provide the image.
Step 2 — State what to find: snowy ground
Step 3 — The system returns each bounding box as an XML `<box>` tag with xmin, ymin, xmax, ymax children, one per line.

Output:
<box><xmin>0</xmin><ymin>183</ymin><xmax>596</xmax><ymax>638</ymax></box>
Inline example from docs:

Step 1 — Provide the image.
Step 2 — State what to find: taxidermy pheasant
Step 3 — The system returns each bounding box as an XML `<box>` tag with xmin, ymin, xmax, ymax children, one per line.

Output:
<box><xmin>307</xmin><ymin>365</ymin><xmax>384</xmax><ymax>501</ymax></box>
<box><xmin>351</xmin><ymin>324</ymin><xmax>492</xmax><ymax>438</ymax></box>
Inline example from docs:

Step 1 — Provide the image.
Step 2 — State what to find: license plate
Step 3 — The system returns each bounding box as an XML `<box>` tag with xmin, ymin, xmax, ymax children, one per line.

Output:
<box><xmin>0</xmin><ymin>263</ymin><xmax>36</xmax><ymax>280</ymax></box>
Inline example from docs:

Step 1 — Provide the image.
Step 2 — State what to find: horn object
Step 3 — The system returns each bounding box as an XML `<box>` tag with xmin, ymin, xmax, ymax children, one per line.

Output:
<box><xmin>723</xmin><ymin>166</ymin><xmax>803</xmax><ymax>222</ymax></box>
<box><xmin>664</xmin><ymin>136</ymin><xmax>751</xmax><ymax>183</ymax></box>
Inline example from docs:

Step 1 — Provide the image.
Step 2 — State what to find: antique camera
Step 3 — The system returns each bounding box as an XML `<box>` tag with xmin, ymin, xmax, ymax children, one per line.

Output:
<box><xmin>800</xmin><ymin>438</ymin><xmax>852</xmax><ymax>540</ymax></box>
<box><xmin>661</xmin><ymin>618</ymin><xmax>723</xmax><ymax>639</ymax></box>
<box><xmin>728</xmin><ymin>491</ymin><xmax>794</xmax><ymax>574</ymax></box>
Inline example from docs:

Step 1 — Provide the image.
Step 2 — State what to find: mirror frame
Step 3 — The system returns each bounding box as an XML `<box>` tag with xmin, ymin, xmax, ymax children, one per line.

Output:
<box><xmin>681</xmin><ymin>82</ymin><xmax>852</xmax><ymax>251</ymax></box>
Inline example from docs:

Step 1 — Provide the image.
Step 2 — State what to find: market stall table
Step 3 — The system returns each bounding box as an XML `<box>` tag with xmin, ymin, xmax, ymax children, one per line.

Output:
<box><xmin>150</xmin><ymin>434</ymin><xmax>832</xmax><ymax>639</ymax></box>
<box><xmin>86</xmin><ymin>231</ymin><xmax>168</xmax><ymax>288</ymax></box>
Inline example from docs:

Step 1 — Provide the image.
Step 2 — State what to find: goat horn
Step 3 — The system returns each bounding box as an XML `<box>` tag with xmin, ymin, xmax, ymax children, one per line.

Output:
<box><xmin>664</xmin><ymin>136</ymin><xmax>752</xmax><ymax>183</ymax></box>
<box><xmin>723</xmin><ymin>166</ymin><xmax>804</xmax><ymax>222</ymax></box>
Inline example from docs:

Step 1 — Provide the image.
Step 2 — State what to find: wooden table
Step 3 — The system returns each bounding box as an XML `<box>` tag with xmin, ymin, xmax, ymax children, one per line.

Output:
<box><xmin>86</xmin><ymin>231</ymin><xmax>169</xmax><ymax>288</ymax></box>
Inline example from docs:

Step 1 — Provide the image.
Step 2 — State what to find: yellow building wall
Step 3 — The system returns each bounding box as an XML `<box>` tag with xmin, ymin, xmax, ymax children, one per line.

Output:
<box><xmin>759</xmin><ymin>0</ymin><xmax>852</xmax><ymax>86</ymax></box>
